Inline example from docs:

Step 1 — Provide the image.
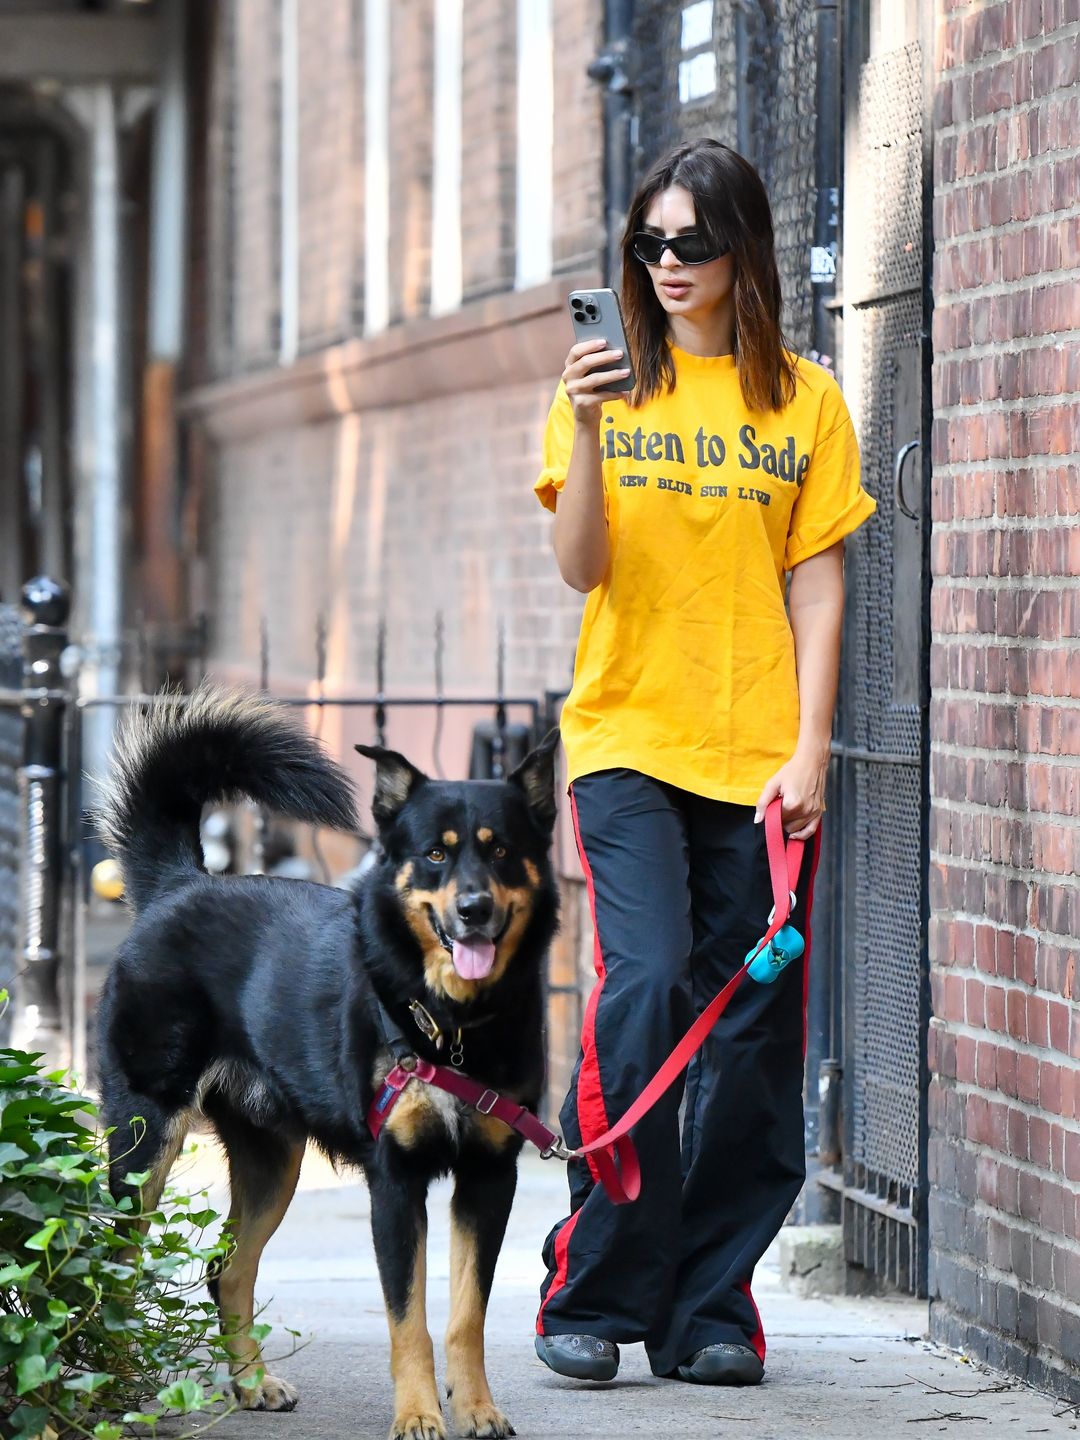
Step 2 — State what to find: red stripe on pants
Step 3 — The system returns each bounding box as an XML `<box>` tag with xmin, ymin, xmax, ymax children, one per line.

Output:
<box><xmin>740</xmin><ymin>1278</ymin><xmax>767</xmax><ymax>1362</ymax></box>
<box><xmin>535</xmin><ymin>786</ymin><xmax>612</xmax><ymax>1335</ymax></box>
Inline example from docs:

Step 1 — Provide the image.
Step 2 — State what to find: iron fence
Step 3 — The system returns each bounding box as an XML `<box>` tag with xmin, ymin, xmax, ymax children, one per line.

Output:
<box><xmin>0</xmin><ymin>578</ymin><xmax>559</xmax><ymax>1089</ymax></box>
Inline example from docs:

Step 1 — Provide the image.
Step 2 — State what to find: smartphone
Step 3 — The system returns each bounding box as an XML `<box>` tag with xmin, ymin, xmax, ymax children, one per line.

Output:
<box><xmin>568</xmin><ymin>288</ymin><xmax>636</xmax><ymax>396</ymax></box>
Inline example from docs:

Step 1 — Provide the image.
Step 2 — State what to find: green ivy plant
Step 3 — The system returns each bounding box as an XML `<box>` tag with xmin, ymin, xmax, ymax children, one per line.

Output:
<box><xmin>0</xmin><ymin>995</ymin><xmax>251</xmax><ymax>1439</ymax></box>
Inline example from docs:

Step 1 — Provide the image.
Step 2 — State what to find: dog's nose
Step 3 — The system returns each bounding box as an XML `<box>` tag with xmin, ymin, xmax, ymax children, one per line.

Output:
<box><xmin>456</xmin><ymin>891</ymin><xmax>494</xmax><ymax>928</ymax></box>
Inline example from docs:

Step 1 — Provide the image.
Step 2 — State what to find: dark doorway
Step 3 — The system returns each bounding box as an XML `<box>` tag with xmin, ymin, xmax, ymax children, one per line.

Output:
<box><xmin>0</xmin><ymin>93</ymin><xmax>76</xmax><ymax>601</ymax></box>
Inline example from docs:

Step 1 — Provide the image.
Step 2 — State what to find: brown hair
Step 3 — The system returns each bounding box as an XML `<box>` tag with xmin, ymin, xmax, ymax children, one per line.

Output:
<box><xmin>621</xmin><ymin>139</ymin><xmax>799</xmax><ymax>413</ymax></box>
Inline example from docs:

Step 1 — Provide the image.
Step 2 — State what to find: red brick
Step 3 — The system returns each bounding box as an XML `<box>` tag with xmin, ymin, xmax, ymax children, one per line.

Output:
<box><xmin>1048</xmin><ymin>1000</ymin><xmax>1070</xmax><ymax>1052</ymax></box>
<box><xmin>1018</xmin><ymin>1052</ymin><xmax>1040</xmax><ymax>1104</ymax></box>
<box><xmin>1040</xmin><ymin>1061</ymin><xmax>1064</xmax><ymax>1115</ymax></box>
<box><xmin>997</xmin><ymin>1044</ymin><xmax>1019</xmax><ymax>1097</ymax></box>
<box><xmin>1064</xmin><ymin>1128</ymin><xmax>1080</xmax><ymax>1183</ymax></box>
<box><xmin>1029</xmin><ymin>1115</ymin><xmax>1052</xmax><ymax>1169</ymax></box>
<box><xmin>957</xmin><ymin>1034</ymin><xmax>978</xmax><ymax>1083</ymax></box>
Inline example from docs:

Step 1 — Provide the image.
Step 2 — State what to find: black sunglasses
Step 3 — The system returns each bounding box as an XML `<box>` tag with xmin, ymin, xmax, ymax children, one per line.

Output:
<box><xmin>631</xmin><ymin>231</ymin><xmax>728</xmax><ymax>266</ymax></box>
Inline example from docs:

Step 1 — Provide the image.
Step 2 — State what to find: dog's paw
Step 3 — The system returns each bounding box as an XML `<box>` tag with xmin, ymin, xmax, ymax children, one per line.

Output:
<box><xmin>451</xmin><ymin>1401</ymin><xmax>515</xmax><ymax>1438</ymax></box>
<box><xmin>233</xmin><ymin>1371</ymin><xmax>299</xmax><ymax>1411</ymax></box>
<box><xmin>389</xmin><ymin>1410</ymin><xmax>446</xmax><ymax>1440</ymax></box>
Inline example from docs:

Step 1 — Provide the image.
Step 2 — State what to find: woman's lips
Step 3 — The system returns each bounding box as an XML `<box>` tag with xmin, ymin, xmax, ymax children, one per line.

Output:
<box><xmin>660</xmin><ymin>281</ymin><xmax>691</xmax><ymax>297</ymax></box>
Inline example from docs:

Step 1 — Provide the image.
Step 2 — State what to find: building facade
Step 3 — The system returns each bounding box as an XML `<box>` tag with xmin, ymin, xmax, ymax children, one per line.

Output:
<box><xmin>927</xmin><ymin>0</ymin><xmax>1079</xmax><ymax>1392</ymax></box>
<box><xmin>0</xmin><ymin>0</ymin><xmax>1075</xmax><ymax>1403</ymax></box>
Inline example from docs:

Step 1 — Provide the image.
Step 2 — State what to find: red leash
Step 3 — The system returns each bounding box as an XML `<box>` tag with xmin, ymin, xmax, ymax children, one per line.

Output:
<box><xmin>570</xmin><ymin>799</ymin><xmax>804</xmax><ymax>1201</ymax></box>
<box><xmin>367</xmin><ymin>797</ymin><xmax>804</xmax><ymax>1206</ymax></box>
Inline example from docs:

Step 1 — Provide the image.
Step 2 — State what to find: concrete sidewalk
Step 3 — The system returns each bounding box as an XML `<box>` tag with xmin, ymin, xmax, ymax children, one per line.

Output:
<box><xmin>179</xmin><ymin>1147</ymin><xmax>1077</xmax><ymax>1440</ymax></box>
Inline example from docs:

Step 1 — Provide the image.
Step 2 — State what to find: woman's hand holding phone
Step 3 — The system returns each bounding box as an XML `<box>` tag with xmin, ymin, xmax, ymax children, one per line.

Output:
<box><xmin>563</xmin><ymin>339</ymin><xmax>631</xmax><ymax>424</ymax></box>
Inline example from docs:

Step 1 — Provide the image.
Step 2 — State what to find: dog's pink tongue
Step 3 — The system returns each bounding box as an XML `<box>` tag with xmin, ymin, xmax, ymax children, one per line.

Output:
<box><xmin>452</xmin><ymin>936</ymin><xmax>496</xmax><ymax>980</ymax></box>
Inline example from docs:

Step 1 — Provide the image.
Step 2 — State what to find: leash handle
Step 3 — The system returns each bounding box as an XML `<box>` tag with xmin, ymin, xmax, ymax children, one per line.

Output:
<box><xmin>573</xmin><ymin>797</ymin><xmax>805</xmax><ymax>1204</ymax></box>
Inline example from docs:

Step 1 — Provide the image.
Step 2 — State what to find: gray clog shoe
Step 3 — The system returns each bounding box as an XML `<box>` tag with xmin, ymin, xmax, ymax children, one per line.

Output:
<box><xmin>674</xmin><ymin>1342</ymin><xmax>764</xmax><ymax>1385</ymax></box>
<box><xmin>534</xmin><ymin>1332</ymin><xmax>620</xmax><ymax>1381</ymax></box>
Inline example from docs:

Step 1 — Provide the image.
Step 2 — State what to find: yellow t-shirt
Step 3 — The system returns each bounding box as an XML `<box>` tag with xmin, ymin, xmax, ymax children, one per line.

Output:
<box><xmin>534</xmin><ymin>345</ymin><xmax>877</xmax><ymax>804</ymax></box>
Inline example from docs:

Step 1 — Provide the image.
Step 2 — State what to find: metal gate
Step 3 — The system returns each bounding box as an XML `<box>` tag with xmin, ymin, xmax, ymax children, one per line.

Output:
<box><xmin>826</xmin><ymin>2</ymin><xmax>932</xmax><ymax>1294</ymax></box>
<box><xmin>1</xmin><ymin>592</ymin><xmax>558</xmax><ymax>1094</ymax></box>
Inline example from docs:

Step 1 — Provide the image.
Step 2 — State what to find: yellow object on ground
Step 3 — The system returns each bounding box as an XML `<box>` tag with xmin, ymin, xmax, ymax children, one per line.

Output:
<box><xmin>91</xmin><ymin>857</ymin><xmax>125</xmax><ymax>902</ymax></box>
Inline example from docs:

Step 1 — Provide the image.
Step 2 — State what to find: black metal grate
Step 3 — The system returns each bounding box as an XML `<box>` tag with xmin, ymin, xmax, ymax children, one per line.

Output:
<box><xmin>630</xmin><ymin>0</ymin><xmax>821</xmax><ymax>353</ymax></box>
<box><xmin>851</xmin><ymin>293</ymin><xmax>924</xmax><ymax>757</ymax></box>
<box><xmin>853</xmin><ymin>762</ymin><xmax>923</xmax><ymax>1188</ymax></box>
<box><xmin>839</xmin><ymin>37</ymin><xmax>927</xmax><ymax>1295</ymax></box>
<box><xmin>739</xmin><ymin>1</ymin><xmax>819</xmax><ymax>354</ymax></box>
<box><xmin>0</xmin><ymin>604</ymin><xmax>22</xmax><ymax>1037</ymax></box>
<box><xmin>846</xmin><ymin>42</ymin><xmax>923</xmax><ymax>306</ymax></box>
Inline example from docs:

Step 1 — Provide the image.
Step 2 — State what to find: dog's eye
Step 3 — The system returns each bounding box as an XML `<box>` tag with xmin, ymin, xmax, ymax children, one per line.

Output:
<box><xmin>493</xmin><ymin>844</ymin><xmax>508</xmax><ymax>860</ymax></box>
<box><xmin>426</xmin><ymin>847</ymin><xmax>446</xmax><ymax>863</ymax></box>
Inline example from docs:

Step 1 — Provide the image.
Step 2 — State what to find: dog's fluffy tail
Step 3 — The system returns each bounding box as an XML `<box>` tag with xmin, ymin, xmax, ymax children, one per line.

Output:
<box><xmin>97</xmin><ymin>683</ymin><xmax>358</xmax><ymax>911</ymax></box>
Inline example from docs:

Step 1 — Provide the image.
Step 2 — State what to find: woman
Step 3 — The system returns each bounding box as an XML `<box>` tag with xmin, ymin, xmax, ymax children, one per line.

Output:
<box><xmin>532</xmin><ymin>139</ymin><xmax>876</xmax><ymax>1386</ymax></box>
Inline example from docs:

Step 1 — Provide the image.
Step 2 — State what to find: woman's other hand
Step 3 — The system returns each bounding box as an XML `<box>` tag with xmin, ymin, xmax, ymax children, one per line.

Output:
<box><xmin>753</xmin><ymin>740</ymin><xmax>829</xmax><ymax>839</ymax></box>
<box><xmin>563</xmin><ymin>339</ymin><xmax>631</xmax><ymax>422</ymax></box>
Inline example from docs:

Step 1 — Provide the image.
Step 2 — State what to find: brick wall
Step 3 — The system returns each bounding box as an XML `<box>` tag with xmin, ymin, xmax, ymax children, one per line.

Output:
<box><xmin>928</xmin><ymin>0</ymin><xmax>1080</xmax><ymax>1399</ymax></box>
<box><xmin>205</xmin><ymin>382</ymin><xmax>585</xmax><ymax>703</ymax></box>
<box><xmin>232</xmin><ymin>0</ymin><xmax>281</xmax><ymax>367</ymax></box>
<box><xmin>296</xmin><ymin>0</ymin><xmax>364</xmax><ymax>348</ymax></box>
<box><xmin>191</xmin><ymin>0</ymin><xmax>605</xmax><ymax>708</ymax></box>
<box><xmin>461</xmin><ymin>0</ymin><xmax>518</xmax><ymax>299</ymax></box>
<box><xmin>185</xmin><ymin>0</ymin><xmax>604</xmax><ymax>1108</ymax></box>
<box><xmin>552</xmin><ymin>0</ymin><xmax>606</xmax><ymax>272</ymax></box>
<box><xmin>388</xmin><ymin>0</ymin><xmax>435</xmax><ymax>322</ymax></box>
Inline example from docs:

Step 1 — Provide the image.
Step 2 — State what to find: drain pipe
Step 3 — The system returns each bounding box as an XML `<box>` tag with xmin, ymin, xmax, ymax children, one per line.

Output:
<box><xmin>142</xmin><ymin>0</ymin><xmax>189</xmax><ymax>665</ymax></box>
<box><xmin>587</xmin><ymin>0</ymin><xmax>635</xmax><ymax>287</ymax></box>
<box><xmin>78</xmin><ymin>82</ymin><xmax>123</xmax><ymax>786</ymax></box>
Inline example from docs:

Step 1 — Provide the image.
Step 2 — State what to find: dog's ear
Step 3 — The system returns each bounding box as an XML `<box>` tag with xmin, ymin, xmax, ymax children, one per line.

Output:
<box><xmin>355</xmin><ymin>745</ymin><xmax>428</xmax><ymax>827</ymax></box>
<box><xmin>508</xmin><ymin>728</ymin><xmax>560</xmax><ymax>836</ymax></box>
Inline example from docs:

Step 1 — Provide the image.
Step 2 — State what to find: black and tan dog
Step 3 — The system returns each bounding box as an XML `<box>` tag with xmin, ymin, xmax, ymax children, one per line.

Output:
<box><xmin>97</xmin><ymin>686</ymin><xmax>559</xmax><ymax>1440</ymax></box>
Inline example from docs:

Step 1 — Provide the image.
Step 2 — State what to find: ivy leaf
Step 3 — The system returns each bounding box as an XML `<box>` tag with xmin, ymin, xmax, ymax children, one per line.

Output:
<box><xmin>157</xmin><ymin>1376</ymin><xmax>206</xmax><ymax>1412</ymax></box>
<box><xmin>0</xmin><ymin>1260</ymin><xmax>39</xmax><ymax>1285</ymax></box>
<box><xmin>25</xmin><ymin>1217</ymin><xmax>64</xmax><ymax>1251</ymax></box>
<box><xmin>7</xmin><ymin>1404</ymin><xmax>51</xmax><ymax>1438</ymax></box>
<box><xmin>63</xmin><ymin>1369</ymin><xmax>113</xmax><ymax>1394</ymax></box>
<box><xmin>16</xmin><ymin>1350</ymin><xmax>60</xmax><ymax>1393</ymax></box>
<box><xmin>0</xmin><ymin>1188</ymin><xmax>45</xmax><ymax>1223</ymax></box>
<box><xmin>93</xmin><ymin>1423</ymin><xmax>124</xmax><ymax>1440</ymax></box>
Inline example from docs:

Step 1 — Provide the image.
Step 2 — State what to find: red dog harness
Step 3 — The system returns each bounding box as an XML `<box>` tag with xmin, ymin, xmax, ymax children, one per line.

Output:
<box><xmin>367</xmin><ymin>797</ymin><xmax>805</xmax><ymax>1205</ymax></box>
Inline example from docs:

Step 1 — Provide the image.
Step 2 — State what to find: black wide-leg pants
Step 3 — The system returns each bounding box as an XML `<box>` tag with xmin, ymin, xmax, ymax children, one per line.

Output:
<box><xmin>536</xmin><ymin>768</ymin><xmax>822</xmax><ymax>1376</ymax></box>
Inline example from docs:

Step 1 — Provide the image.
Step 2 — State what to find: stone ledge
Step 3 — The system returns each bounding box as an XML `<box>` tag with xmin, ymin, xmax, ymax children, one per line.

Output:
<box><xmin>779</xmin><ymin>1224</ymin><xmax>851</xmax><ymax>1297</ymax></box>
<box><xmin>180</xmin><ymin>269</ymin><xmax>602</xmax><ymax>443</ymax></box>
